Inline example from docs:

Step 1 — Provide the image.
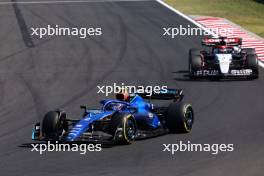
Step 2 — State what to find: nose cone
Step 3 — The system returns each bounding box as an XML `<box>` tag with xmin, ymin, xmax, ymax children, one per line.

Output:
<box><xmin>216</xmin><ymin>54</ymin><xmax>232</xmax><ymax>74</ymax></box>
<box><xmin>65</xmin><ymin>111</ymin><xmax>114</xmax><ymax>141</ymax></box>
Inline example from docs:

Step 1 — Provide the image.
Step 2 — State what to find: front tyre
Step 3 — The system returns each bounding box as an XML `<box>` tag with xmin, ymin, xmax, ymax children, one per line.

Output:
<box><xmin>42</xmin><ymin>110</ymin><xmax>67</xmax><ymax>140</ymax></box>
<box><xmin>110</xmin><ymin>113</ymin><xmax>137</xmax><ymax>144</ymax></box>
<box><xmin>246</xmin><ymin>54</ymin><xmax>259</xmax><ymax>79</ymax></box>
<box><xmin>166</xmin><ymin>101</ymin><xmax>194</xmax><ymax>133</ymax></box>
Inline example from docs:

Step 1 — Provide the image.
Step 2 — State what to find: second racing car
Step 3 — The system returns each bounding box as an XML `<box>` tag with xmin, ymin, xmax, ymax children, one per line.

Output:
<box><xmin>189</xmin><ymin>37</ymin><xmax>259</xmax><ymax>79</ymax></box>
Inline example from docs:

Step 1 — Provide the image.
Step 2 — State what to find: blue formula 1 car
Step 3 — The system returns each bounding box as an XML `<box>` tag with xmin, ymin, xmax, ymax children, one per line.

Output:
<box><xmin>32</xmin><ymin>89</ymin><xmax>194</xmax><ymax>144</ymax></box>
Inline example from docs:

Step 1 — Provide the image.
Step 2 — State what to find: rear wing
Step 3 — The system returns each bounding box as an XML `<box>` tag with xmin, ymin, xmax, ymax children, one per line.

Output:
<box><xmin>202</xmin><ymin>37</ymin><xmax>242</xmax><ymax>46</ymax></box>
<box><xmin>137</xmin><ymin>89</ymin><xmax>183</xmax><ymax>100</ymax></box>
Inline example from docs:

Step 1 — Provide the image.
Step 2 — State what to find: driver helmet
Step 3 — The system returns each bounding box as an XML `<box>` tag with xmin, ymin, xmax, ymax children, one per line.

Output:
<box><xmin>116</xmin><ymin>89</ymin><xmax>130</xmax><ymax>102</ymax></box>
<box><xmin>233</xmin><ymin>46</ymin><xmax>241</xmax><ymax>53</ymax></box>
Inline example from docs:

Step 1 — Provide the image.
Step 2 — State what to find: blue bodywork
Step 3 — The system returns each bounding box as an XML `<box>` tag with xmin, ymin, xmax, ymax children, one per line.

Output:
<box><xmin>65</xmin><ymin>95</ymin><xmax>161</xmax><ymax>141</ymax></box>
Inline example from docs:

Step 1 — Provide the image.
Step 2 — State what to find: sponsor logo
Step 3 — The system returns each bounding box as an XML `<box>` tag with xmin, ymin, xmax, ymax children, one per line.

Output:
<box><xmin>196</xmin><ymin>70</ymin><xmax>219</xmax><ymax>76</ymax></box>
<box><xmin>230</xmin><ymin>69</ymin><xmax>252</xmax><ymax>75</ymax></box>
<box><xmin>195</xmin><ymin>69</ymin><xmax>252</xmax><ymax>76</ymax></box>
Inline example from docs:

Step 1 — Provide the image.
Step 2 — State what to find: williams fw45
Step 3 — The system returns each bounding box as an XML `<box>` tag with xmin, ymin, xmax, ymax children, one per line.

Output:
<box><xmin>189</xmin><ymin>37</ymin><xmax>259</xmax><ymax>79</ymax></box>
<box><xmin>32</xmin><ymin>89</ymin><xmax>194</xmax><ymax>145</ymax></box>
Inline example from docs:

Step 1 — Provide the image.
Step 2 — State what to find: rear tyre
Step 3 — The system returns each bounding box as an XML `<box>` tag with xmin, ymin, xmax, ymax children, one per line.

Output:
<box><xmin>42</xmin><ymin>110</ymin><xmax>67</xmax><ymax>140</ymax></box>
<box><xmin>189</xmin><ymin>49</ymin><xmax>202</xmax><ymax>78</ymax></box>
<box><xmin>166</xmin><ymin>101</ymin><xmax>194</xmax><ymax>133</ymax></box>
<box><xmin>110</xmin><ymin>113</ymin><xmax>136</xmax><ymax>144</ymax></box>
<box><xmin>246</xmin><ymin>54</ymin><xmax>259</xmax><ymax>79</ymax></box>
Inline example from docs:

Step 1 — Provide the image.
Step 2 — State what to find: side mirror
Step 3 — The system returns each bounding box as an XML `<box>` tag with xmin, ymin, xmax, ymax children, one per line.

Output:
<box><xmin>80</xmin><ymin>105</ymin><xmax>88</xmax><ymax>117</ymax></box>
<box><xmin>80</xmin><ymin>105</ymin><xmax>87</xmax><ymax>111</ymax></box>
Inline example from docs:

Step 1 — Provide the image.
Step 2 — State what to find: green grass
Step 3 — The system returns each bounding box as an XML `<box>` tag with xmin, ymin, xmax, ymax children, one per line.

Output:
<box><xmin>165</xmin><ymin>0</ymin><xmax>264</xmax><ymax>37</ymax></box>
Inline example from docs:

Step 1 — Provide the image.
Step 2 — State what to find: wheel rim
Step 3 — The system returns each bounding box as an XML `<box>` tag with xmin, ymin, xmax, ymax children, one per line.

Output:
<box><xmin>125</xmin><ymin>117</ymin><xmax>136</xmax><ymax>141</ymax></box>
<box><xmin>184</xmin><ymin>107</ymin><xmax>193</xmax><ymax>130</ymax></box>
<box><xmin>52</xmin><ymin>118</ymin><xmax>64</xmax><ymax>139</ymax></box>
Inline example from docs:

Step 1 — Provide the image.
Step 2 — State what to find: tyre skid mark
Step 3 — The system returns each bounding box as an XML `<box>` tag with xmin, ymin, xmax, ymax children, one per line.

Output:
<box><xmin>12</xmin><ymin>0</ymin><xmax>35</xmax><ymax>48</ymax></box>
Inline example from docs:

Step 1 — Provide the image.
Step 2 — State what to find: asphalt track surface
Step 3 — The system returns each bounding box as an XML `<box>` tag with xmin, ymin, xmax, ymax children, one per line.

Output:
<box><xmin>0</xmin><ymin>0</ymin><xmax>264</xmax><ymax>176</ymax></box>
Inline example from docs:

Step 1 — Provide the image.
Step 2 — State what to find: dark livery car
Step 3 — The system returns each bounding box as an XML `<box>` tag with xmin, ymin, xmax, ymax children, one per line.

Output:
<box><xmin>189</xmin><ymin>37</ymin><xmax>259</xmax><ymax>79</ymax></box>
<box><xmin>32</xmin><ymin>89</ymin><xmax>194</xmax><ymax>144</ymax></box>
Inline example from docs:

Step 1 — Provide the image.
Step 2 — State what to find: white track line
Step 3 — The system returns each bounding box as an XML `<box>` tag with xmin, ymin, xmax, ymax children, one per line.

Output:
<box><xmin>156</xmin><ymin>0</ymin><xmax>264</xmax><ymax>69</ymax></box>
<box><xmin>259</xmin><ymin>61</ymin><xmax>264</xmax><ymax>68</ymax></box>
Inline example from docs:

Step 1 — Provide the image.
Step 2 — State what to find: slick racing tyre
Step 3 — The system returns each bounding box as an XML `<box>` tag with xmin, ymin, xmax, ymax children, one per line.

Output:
<box><xmin>189</xmin><ymin>49</ymin><xmax>202</xmax><ymax>78</ymax></box>
<box><xmin>166</xmin><ymin>101</ymin><xmax>194</xmax><ymax>133</ymax></box>
<box><xmin>110</xmin><ymin>112</ymin><xmax>136</xmax><ymax>144</ymax></box>
<box><xmin>42</xmin><ymin>110</ymin><xmax>67</xmax><ymax>140</ymax></box>
<box><xmin>246</xmin><ymin>54</ymin><xmax>259</xmax><ymax>79</ymax></box>
<box><xmin>242</xmin><ymin>48</ymin><xmax>256</xmax><ymax>55</ymax></box>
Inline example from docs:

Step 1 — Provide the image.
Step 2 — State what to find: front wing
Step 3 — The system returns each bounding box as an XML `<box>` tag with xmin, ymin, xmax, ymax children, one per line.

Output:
<box><xmin>192</xmin><ymin>69</ymin><xmax>253</xmax><ymax>77</ymax></box>
<box><xmin>32</xmin><ymin>124</ymin><xmax>168</xmax><ymax>144</ymax></box>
